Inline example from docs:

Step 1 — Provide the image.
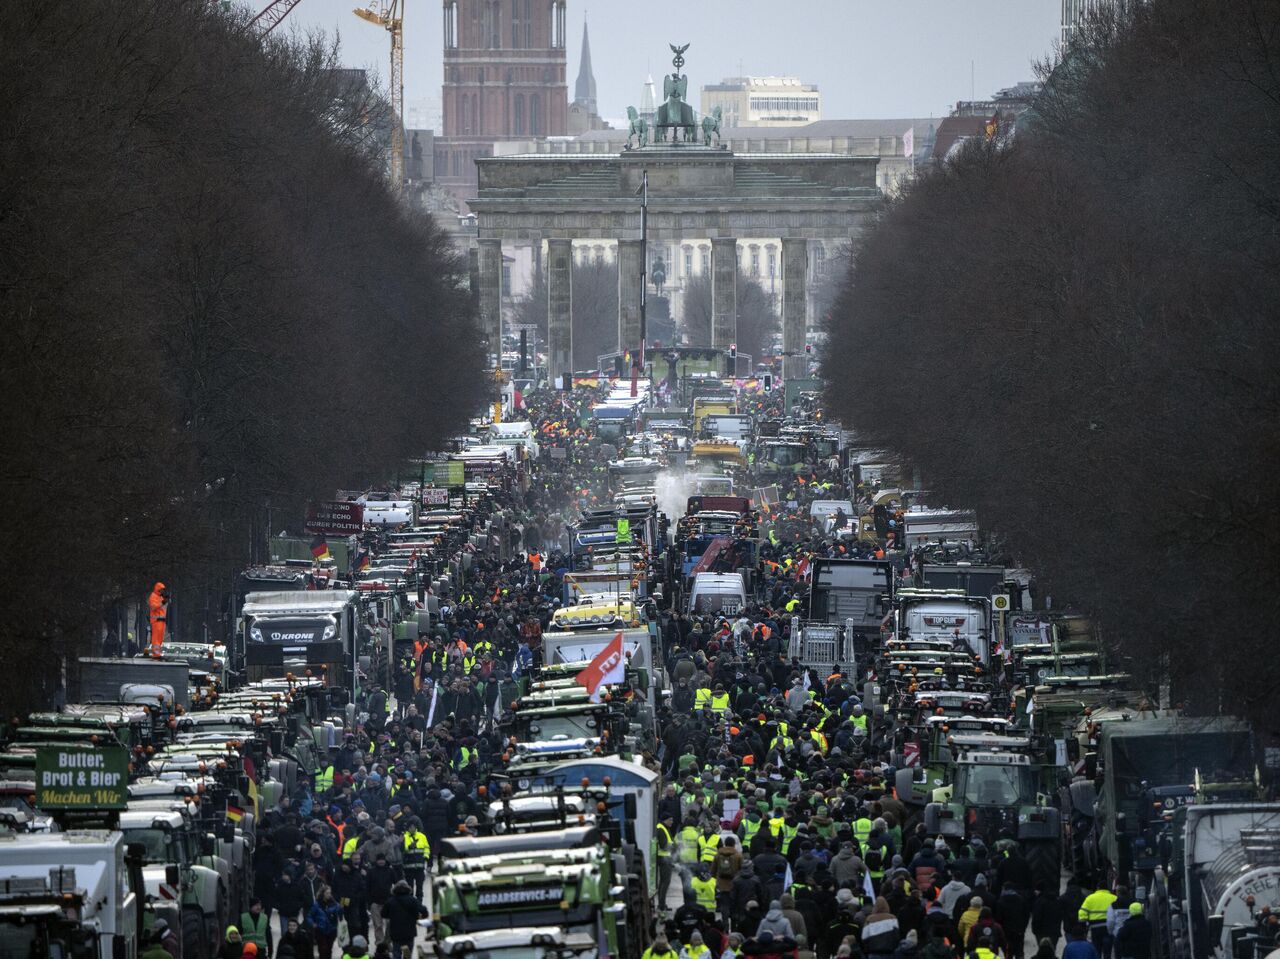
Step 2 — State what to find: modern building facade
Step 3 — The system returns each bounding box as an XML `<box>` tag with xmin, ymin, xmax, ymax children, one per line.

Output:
<box><xmin>699</xmin><ymin>76</ymin><xmax>821</xmax><ymax>128</ymax></box>
<box><xmin>435</xmin><ymin>0</ymin><xmax>570</xmax><ymax>197</ymax></box>
<box><xmin>1061</xmin><ymin>0</ymin><xmax>1125</xmax><ymax>44</ymax></box>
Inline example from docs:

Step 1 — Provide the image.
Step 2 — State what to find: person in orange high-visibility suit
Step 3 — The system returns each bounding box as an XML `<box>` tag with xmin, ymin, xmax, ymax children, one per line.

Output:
<box><xmin>148</xmin><ymin>582</ymin><xmax>169</xmax><ymax>656</ymax></box>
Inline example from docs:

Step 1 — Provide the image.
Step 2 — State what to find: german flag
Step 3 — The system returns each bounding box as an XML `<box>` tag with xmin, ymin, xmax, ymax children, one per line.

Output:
<box><xmin>356</xmin><ymin>550</ymin><xmax>371</xmax><ymax>572</ymax></box>
<box><xmin>225</xmin><ymin>803</ymin><xmax>244</xmax><ymax>823</ymax></box>
<box><xmin>310</xmin><ymin>535</ymin><xmax>331</xmax><ymax>561</ymax></box>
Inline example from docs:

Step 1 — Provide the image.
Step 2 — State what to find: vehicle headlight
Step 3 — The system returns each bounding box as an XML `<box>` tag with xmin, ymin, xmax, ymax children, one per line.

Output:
<box><xmin>250</xmin><ymin>627</ymin><xmax>263</xmax><ymax>643</ymax></box>
<box><xmin>529</xmin><ymin>724</ymin><xmax>541</xmax><ymax>733</ymax></box>
<box><xmin>322</xmin><ymin>625</ymin><xmax>336</xmax><ymax>640</ymax></box>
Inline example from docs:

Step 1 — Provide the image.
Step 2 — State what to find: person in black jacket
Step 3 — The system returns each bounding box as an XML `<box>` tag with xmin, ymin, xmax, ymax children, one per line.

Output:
<box><xmin>384</xmin><ymin>880</ymin><xmax>428</xmax><ymax>957</ymax></box>
<box><xmin>419</xmin><ymin>789</ymin><xmax>451</xmax><ymax>859</ymax></box>
<box><xmin>994</xmin><ymin>887</ymin><xmax>1029</xmax><ymax>959</ymax></box>
<box><xmin>365</xmin><ymin>852</ymin><xmax>399</xmax><ymax>947</ymax></box>
<box><xmin>729</xmin><ymin>861</ymin><xmax>766</xmax><ymax>931</ymax></box>
<box><xmin>1114</xmin><ymin>903</ymin><xmax>1152</xmax><ymax>959</ymax></box>
<box><xmin>1030</xmin><ymin>882</ymin><xmax>1064</xmax><ymax>949</ymax></box>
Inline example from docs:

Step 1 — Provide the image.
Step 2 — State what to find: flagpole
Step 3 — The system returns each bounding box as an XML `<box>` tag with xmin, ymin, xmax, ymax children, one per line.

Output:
<box><xmin>632</xmin><ymin>170</ymin><xmax>648</xmax><ymax>399</ymax></box>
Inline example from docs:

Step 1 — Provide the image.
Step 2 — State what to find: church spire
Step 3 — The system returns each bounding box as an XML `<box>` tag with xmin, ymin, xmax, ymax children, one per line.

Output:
<box><xmin>573</xmin><ymin>17</ymin><xmax>597</xmax><ymax>112</ymax></box>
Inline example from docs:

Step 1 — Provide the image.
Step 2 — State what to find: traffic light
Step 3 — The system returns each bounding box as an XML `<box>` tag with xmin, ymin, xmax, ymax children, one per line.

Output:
<box><xmin>763</xmin><ymin>373</ymin><xmax>773</xmax><ymax>392</ymax></box>
<box><xmin>804</xmin><ymin>343</ymin><xmax>813</xmax><ymax>355</ymax></box>
<box><xmin>729</xmin><ymin>343</ymin><xmax>737</xmax><ymax>359</ymax></box>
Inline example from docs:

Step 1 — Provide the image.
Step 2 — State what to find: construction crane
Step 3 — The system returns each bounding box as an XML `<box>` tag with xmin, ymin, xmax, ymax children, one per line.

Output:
<box><xmin>353</xmin><ymin>0</ymin><xmax>405</xmax><ymax>190</ymax></box>
<box><xmin>248</xmin><ymin>0</ymin><xmax>306</xmax><ymax>35</ymax></box>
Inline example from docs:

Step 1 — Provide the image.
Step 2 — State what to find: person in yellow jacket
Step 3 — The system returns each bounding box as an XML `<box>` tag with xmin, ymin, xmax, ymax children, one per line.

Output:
<box><xmin>1080</xmin><ymin>884</ymin><xmax>1118</xmax><ymax>957</ymax></box>
<box><xmin>694</xmin><ymin>685</ymin><xmax>713</xmax><ymax>712</ymax></box>
<box><xmin>697</xmin><ymin>823</ymin><xmax>720</xmax><ymax>863</ymax></box>
<box><xmin>642</xmin><ymin>935</ymin><xmax>679</xmax><ymax>959</ymax></box>
<box><xmin>680</xmin><ymin>931</ymin><xmax>712</xmax><ymax>959</ymax></box>
<box><xmin>958</xmin><ymin>895</ymin><xmax>985</xmax><ymax>946</ymax></box>
<box><xmin>691</xmin><ymin>864</ymin><xmax>718</xmax><ymax>913</ymax></box>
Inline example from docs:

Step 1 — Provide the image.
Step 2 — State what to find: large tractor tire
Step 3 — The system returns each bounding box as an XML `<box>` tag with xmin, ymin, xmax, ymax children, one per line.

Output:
<box><xmin>1023</xmin><ymin>839</ymin><xmax>1063</xmax><ymax>893</ymax></box>
<box><xmin>182</xmin><ymin>908</ymin><xmax>208</xmax><ymax>959</ymax></box>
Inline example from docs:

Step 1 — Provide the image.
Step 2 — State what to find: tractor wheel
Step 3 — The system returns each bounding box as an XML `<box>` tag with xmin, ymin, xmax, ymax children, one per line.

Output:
<box><xmin>1023</xmin><ymin>840</ymin><xmax>1063</xmax><ymax>893</ymax></box>
<box><xmin>182</xmin><ymin>908</ymin><xmax>208</xmax><ymax>959</ymax></box>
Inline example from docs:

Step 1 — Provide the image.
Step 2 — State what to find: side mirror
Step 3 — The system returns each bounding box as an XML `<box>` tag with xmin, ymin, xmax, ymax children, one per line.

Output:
<box><xmin>165</xmin><ymin>865</ymin><xmax>181</xmax><ymax>887</ymax></box>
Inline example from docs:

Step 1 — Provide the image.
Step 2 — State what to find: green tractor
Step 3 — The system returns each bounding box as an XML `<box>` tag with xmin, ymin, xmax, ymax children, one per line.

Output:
<box><xmin>430</xmin><ymin>831</ymin><xmax>646</xmax><ymax>959</ymax></box>
<box><xmin>923</xmin><ymin>736</ymin><xmax>1062</xmax><ymax>890</ymax></box>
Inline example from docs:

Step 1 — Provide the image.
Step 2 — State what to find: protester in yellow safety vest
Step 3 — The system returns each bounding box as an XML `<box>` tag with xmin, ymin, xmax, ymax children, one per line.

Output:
<box><xmin>342</xmin><ymin>834</ymin><xmax>360</xmax><ymax>860</ymax></box>
<box><xmin>681</xmin><ymin>933</ymin><xmax>712</xmax><ymax>959</ymax></box>
<box><xmin>694</xmin><ymin>686</ymin><xmax>713</xmax><ymax>711</ymax></box>
<box><xmin>709</xmin><ymin>686</ymin><xmax>730</xmax><ymax>715</ymax></box>
<box><xmin>1080</xmin><ymin>884</ymin><xmax>1118</xmax><ymax>952</ymax></box>
<box><xmin>677</xmin><ymin>823</ymin><xmax>700</xmax><ymax>864</ymax></box>
<box><xmin>642</xmin><ymin>936</ymin><xmax>679</xmax><ymax>959</ymax></box>
<box><xmin>851</xmin><ymin>704</ymin><xmax>868</xmax><ymax>731</ymax></box>
<box><xmin>316</xmin><ymin>765</ymin><xmax>335</xmax><ymax>794</ymax></box>
<box><xmin>698</xmin><ymin>826</ymin><xmax>720</xmax><ymax>862</ymax></box>
<box><xmin>853</xmin><ymin>813</ymin><xmax>874</xmax><ymax>846</ymax></box>
<box><xmin>785</xmin><ymin>596</ymin><xmax>801</xmax><ymax>613</ymax></box>
<box><xmin>691</xmin><ymin>866</ymin><xmax>718</xmax><ymax>912</ymax></box>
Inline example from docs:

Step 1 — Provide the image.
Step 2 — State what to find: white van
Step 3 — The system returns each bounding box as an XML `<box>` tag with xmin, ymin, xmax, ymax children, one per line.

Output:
<box><xmin>687</xmin><ymin>572</ymin><xmax>748</xmax><ymax>616</ymax></box>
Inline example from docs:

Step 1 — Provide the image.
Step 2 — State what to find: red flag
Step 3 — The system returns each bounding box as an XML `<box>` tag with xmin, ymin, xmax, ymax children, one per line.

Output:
<box><xmin>575</xmin><ymin>631</ymin><xmax>625</xmax><ymax>702</ymax></box>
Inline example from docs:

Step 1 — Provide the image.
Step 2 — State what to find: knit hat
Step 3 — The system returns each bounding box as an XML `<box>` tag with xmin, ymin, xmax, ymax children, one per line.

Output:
<box><xmin>971</xmin><ymin>896</ymin><xmax>984</xmax><ymax>907</ymax></box>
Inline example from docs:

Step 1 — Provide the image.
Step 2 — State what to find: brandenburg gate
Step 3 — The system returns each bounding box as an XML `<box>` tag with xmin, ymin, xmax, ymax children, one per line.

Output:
<box><xmin>469</xmin><ymin>45</ymin><xmax>882</xmax><ymax>381</ymax></box>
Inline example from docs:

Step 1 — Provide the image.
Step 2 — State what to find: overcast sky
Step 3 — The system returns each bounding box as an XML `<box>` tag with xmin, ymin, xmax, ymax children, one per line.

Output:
<box><xmin>289</xmin><ymin>0</ymin><xmax>1061</xmax><ymax>122</ymax></box>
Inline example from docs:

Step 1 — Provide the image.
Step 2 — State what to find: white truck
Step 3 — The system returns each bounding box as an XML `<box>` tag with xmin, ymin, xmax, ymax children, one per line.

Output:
<box><xmin>1149</xmin><ymin>802</ymin><xmax>1280</xmax><ymax>959</ymax></box>
<box><xmin>0</xmin><ymin>829</ymin><xmax>141</xmax><ymax>959</ymax></box>
<box><xmin>900</xmin><ymin>507</ymin><xmax>979</xmax><ymax>549</ymax></box>
<box><xmin>687</xmin><ymin>572</ymin><xmax>748</xmax><ymax>617</ymax></box>
<box><xmin>894</xmin><ymin>588</ymin><xmax>993</xmax><ymax>666</ymax></box>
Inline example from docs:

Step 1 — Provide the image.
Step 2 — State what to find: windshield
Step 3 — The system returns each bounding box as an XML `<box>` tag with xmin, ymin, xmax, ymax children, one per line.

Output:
<box><xmin>765</xmin><ymin>446</ymin><xmax>804</xmax><ymax>466</ymax></box>
<box><xmin>0</xmin><ymin>921</ymin><xmax>73</xmax><ymax>959</ymax></box>
<box><xmin>122</xmin><ymin>827</ymin><xmax>180</xmax><ymax>863</ymax></box>
<box><xmin>956</xmin><ymin>763</ymin><xmax>1038</xmax><ymax>806</ymax></box>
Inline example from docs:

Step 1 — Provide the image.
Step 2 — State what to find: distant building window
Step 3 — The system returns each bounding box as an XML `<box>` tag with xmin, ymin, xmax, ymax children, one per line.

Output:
<box><xmin>750</xmin><ymin>247</ymin><xmax>760</xmax><ymax>276</ymax></box>
<box><xmin>530</xmin><ymin>94</ymin><xmax>542</xmax><ymax>136</ymax></box>
<box><xmin>700</xmin><ymin>247</ymin><xmax>709</xmax><ymax>276</ymax></box>
<box><xmin>683</xmin><ymin>247</ymin><xmax>692</xmax><ymax>278</ymax></box>
<box><xmin>502</xmin><ymin>260</ymin><xmax>512</xmax><ymax>291</ymax></box>
<box><xmin>767</xmin><ymin>247</ymin><xmax>777</xmax><ymax>278</ymax></box>
<box><xmin>515</xmin><ymin>94</ymin><xmax>525</xmax><ymax>135</ymax></box>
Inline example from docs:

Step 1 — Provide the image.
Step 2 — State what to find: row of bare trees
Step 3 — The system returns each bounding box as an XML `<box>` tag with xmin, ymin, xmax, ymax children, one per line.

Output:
<box><xmin>821</xmin><ymin>0</ymin><xmax>1280</xmax><ymax>732</ymax></box>
<box><xmin>0</xmin><ymin>0</ymin><xmax>486</xmax><ymax>712</ymax></box>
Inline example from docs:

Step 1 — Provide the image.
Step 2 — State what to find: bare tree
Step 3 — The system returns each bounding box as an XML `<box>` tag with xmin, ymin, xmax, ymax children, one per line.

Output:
<box><xmin>821</xmin><ymin>0</ymin><xmax>1280</xmax><ymax>729</ymax></box>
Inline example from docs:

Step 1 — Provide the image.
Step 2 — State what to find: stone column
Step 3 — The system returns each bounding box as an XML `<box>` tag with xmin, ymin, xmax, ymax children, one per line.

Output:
<box><xmin>547</xmin><ymin>238</ymin><xmax>573</xmax><ymax>385</ymax></box>
<box><xmin>782</xmin><ymin>237</ymin><xmax>809</xmax><ymax>382</ymax></box>
<box><xmin>476</xmin><ymin>237</ymin><xmax>503</xmax><ymax>356</ymax></box>
<box><xmin>711</xmin><ymin>237</ymin><xmax>738</xmax><ymax>350</ymax></box>
<box><xmin>617</xmin><ymin>239</ymin><xmax>643</xmax><ymax>355</ymax></box>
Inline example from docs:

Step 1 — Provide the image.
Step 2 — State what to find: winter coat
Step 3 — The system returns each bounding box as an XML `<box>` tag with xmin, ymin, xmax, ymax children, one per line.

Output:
<box><xmin>714</xmin><ymin>846</ymin><xmax>743</xmax><ymax>891</ymax></box>
<box><xmin>729</xmin><ymin>868</ymin><xmax>766</xmax><ymax>921</ymax></box>
<box><xmin>308</xmin><ymin>898</ymin><xmax>343</xmax><ymax>936</ymax></box>
<box><xmin>831</xmin><ymin>848</ymin><xmax>866</xmax><ymax>889</ymax></box>
<box><xmin>384</xmin><ymin>889</ymin><xmax>427</xmax><ymax>943</ymax></box>
<box><xmin>756</xmin><ymin>906</ymin><xmax>796</xmax><ymax>941</ymax></box>
<box><xmin>862</xmin><ymin>902</ymin><xmax>901</xmax><ymax>958</ymax></box>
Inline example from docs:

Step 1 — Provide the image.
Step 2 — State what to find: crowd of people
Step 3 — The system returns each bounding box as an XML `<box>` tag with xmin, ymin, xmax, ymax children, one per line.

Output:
<box><xmin>216</xmin><ymin>385</ymin><xmax>1144</xmax><ymax>959</ymax></box>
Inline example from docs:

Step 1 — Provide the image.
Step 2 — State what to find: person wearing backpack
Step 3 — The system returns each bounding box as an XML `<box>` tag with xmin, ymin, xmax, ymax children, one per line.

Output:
<box><xmin>714</xmin><ymin>835</ymin><xmax>744</xmax><ymax>918</ymax></box>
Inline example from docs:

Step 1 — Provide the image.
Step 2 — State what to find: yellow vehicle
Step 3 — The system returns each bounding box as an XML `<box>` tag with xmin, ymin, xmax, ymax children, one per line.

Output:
<box><xmin>691</xmin><ymin>440</ymin><xmax>746</xmax><ymax>469</ymax></box>
<box><xmin>551</xmin><ymin>599</ymin><xmax>646</xmax><ymax>631</ymax></box>
<box><xmin>692</xmin><ymin>397</ymin><xmax>735</xmax><ymax>435</ymax></box>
